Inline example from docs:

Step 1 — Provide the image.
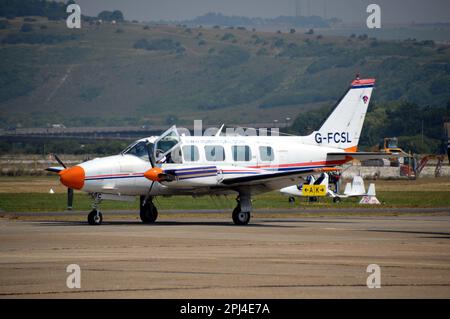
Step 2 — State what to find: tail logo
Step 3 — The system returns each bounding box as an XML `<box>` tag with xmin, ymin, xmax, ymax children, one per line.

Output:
<box><xmin>362</xmin><ymin>95</ymin><xmax>369</xmax><ymax>104</ymax></box>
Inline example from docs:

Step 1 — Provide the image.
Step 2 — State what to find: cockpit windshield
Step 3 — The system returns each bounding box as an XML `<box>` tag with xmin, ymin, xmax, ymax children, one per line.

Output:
<box><xmin>122</xmin><ymin>141</ymin><xmax>151</xmax><ymax>161</ymax></box>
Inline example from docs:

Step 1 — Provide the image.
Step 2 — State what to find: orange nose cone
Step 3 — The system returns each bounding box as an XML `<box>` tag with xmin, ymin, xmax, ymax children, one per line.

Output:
<box><xmin>59</xmin><ymin>166</ymin><xmax>85</xmax><ymax>190</ymax></box>
<box><xmin>144</xmin><ymin>167</ymin><xmax>163</xmax><ymax>182</ymax></box>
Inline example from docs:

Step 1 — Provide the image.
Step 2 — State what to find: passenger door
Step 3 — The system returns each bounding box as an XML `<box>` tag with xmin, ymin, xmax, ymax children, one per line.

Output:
<box><xmin>153</xmin><ymin>126</ymin><xmax>182</xmax><ymax>164</ymax></box>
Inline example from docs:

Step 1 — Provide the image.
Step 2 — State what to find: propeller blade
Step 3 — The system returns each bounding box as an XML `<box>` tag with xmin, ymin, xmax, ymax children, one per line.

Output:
<box><xmin>142</xmin><ymin>181</ymin><xmax>155</xmax><ymax>207</ymax></box>
<box><xmin>67</xmin><ymin>188</ymin><xmax>73</xmax><ymax>210</ymax></box>
<box><xmin>146</xmin><ymin>143</ymin><xmax>156</xmax><ymax>167</ymax></box>
<box><xmin>54</xmin><ymin>154</ymin><xmax>67</xmax><ymax>169</ymax></box>
<box><xmin>45</xmin><ymin>167</ymin><xmax>65</xmax><ymax>173</ymax></box>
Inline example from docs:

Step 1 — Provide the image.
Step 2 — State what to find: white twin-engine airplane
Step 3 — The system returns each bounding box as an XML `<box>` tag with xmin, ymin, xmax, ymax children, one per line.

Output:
<box><xmin>47</xmin><ymin>77</ymin><xmax>391</xmax><ymax>225</ymax></box>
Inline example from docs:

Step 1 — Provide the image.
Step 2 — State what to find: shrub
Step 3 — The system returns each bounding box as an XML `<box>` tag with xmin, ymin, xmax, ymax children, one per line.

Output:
<box><xmin>98</xmin><ymin>10</ymin><xmax>124</xmax><ymax>22</ymax></box>
<box><xmin>221</xmin><ymin>33</ymin><xmax>235</xmax><ymax>41</ymax></box>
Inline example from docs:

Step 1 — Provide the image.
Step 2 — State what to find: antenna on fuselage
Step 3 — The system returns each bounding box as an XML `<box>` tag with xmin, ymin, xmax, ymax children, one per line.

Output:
<box><xmin>215</xmin><ymin>124</ymin><xmax>225</xmax><ymax>137</ymax></box>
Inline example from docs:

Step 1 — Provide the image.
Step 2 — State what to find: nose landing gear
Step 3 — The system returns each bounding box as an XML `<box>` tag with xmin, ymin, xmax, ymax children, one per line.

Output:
<box><xmin>88</xmin><ymin>209</ymin><xmax>103</xmax><ymax>225</ymax></box>
<box><xmin>87</xmin><ymin>193</ymin><xmax>103</xmax><ymax>225</ymax></box>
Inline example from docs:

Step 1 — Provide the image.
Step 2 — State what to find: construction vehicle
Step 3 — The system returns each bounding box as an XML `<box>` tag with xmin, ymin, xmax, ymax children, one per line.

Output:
<box><xmin>380</xmin><ymin>137</ymin><xmax>408</xmax><ymax>166</ymax></box>
<box><xmin>365</xmin><ymin>137</ymin><xmax>409</xmax><ymax>167</ymax></box>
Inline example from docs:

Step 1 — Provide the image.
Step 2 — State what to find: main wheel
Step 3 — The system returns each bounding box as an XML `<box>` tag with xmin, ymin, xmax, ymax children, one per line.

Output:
<box><xmin>232</xmin><ymin>206</ymin><xmax>251</xmax><ymax>225</ymax></box>
<box><xmin>140</xmin><ymin>204</ymin><xmax>158</xmax><ymax>224</ymax></box>
<box><xmin>88</xmin><ymin>209</ymin><xmax>103</xmax><ymax>225</ymax></box>
<box><xmin>333</xmin><ymin>197</ymin><xmax>341</xmax><ymax>203</ymax></box>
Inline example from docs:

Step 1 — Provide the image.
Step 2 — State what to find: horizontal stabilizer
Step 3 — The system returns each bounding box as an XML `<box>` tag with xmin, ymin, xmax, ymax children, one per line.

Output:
<box><xmin>327</xmin><ymin>152</ymin><xmax>400</xmax><ymax>162</ymax></box>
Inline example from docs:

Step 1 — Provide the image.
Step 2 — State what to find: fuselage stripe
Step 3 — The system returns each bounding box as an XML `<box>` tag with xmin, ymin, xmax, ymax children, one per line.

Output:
<box><xmin>84</xmin><ymin>160</ymin><xmax>347</xmax><ymax>181</ymax></box>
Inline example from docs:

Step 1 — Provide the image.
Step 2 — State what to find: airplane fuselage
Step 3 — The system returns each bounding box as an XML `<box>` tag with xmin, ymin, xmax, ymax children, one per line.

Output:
<box><xmin>78</xmin><ymin>135</ymin><xmax>348</xmax><ymax>197</ymax></box>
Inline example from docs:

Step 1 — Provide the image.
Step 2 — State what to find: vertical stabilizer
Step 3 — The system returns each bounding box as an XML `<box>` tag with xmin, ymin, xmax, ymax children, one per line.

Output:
<box><xmin>305</xmin><ymin>77</ymin><xmax>375</xmax><ymax>151</ymax></box>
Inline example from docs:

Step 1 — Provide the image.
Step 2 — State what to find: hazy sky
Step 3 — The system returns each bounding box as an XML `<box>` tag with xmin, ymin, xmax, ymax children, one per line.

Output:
<box><xmin>75</xmin><ymin>0</ymin><xmax>450</xmax><ymax>24</ymax></box>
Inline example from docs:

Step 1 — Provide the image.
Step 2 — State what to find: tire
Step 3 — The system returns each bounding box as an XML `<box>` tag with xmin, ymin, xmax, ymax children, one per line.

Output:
<box><xmin>232</xmin><ymin>206</ymin><xmax>250</xmax><ymax>225</ymax></box>
<box><xmin>140</xmin><ymin>204</ymin><xmax>158</xmax><ymax>224</ymax></box>
<box><xmin>333</xmin><ymin>197</ymin><xmax>341</xmax><ymax>203</ymax></box>
<box><xmin>88</xmin><ymin>209</ymin><xmax>103</xmax><ymax>225</ymax></box>
<box><xmin>288</xmin><ymin>197</ymin><xmax>296</xmax><ymax>203</ymax></box>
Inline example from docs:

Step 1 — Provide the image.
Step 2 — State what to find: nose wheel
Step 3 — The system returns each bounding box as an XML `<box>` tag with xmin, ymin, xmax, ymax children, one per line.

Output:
<box><xmin>88</xmin><ymin>209</ymin><xmax>103</xmax><ymax>225</ymax></box>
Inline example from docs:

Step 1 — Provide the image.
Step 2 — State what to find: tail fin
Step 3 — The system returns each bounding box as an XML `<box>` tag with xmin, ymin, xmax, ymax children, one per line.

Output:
<box><xmin>305</xmin><ymin>77</ymin><xmax>375</xmax><ymax>151</ymax></box>
<box><xmin>367</xmin><ymin>183</ymin><xmax>376</xmax><ymax>196</ymax></box>
<box><xmin>350</xmin><ymin>176</ymin><xmax>366</xmax><ymax>195</ymax></box>
<box><xmin>343</xmin><ymin>182</ymin><xmax>352</xmax><ymax>195</ymax></box>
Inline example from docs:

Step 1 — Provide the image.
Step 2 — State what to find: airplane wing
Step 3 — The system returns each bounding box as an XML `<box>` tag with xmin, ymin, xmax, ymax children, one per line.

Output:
<box><xmin>217</xmin><ymin>169</ymin><xmax>316</xmax><ymax>194</ymax></box>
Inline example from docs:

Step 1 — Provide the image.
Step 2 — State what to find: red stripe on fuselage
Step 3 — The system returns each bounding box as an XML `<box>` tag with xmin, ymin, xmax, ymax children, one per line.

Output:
<box><xmin>248</xmin><ymin>159</ymin><xmax>347</xmax><ymax>169</ymax></box>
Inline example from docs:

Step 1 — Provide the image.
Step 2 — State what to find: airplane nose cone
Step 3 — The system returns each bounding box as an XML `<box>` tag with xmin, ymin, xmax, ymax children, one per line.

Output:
<box><xmin>144</xmin><ymin>167</ymin><xmax>163</xmax><ymax>182</ymax></box>
<box><xmin>59</xmin><ymin>166</ymin><xmax>85</xmax><ymax>190</ymax></box>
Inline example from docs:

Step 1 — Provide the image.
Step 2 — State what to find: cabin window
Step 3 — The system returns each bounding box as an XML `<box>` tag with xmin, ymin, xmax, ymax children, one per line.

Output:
<box><xmin>232</xmin><ymin>145</ymin><xmax>251</xmax><ymax>162</ymax></box>
<box><xmin>182</xmin><ymin>145</ymin><xmax>199</xmax><ymax>162</ymax></box>
<box><xmin>205</xmin><ymin>145</ymin><xmax>225</xmax><ymax>161</ymax></box>
<box><xmin>259</xmin><ymin>146</ymin><xmax>274</xmax><ymax>162</ymax></box>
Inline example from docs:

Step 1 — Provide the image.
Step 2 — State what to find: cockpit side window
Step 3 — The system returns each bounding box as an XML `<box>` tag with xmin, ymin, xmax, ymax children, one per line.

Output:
<box><xmin>123</xmin><ymin>141</ymin><xmax>150</xmax><ymax>161</ymax></box>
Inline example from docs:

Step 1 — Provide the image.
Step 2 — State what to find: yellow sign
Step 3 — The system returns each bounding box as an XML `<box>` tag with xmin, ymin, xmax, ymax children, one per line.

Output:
<box><xmin>302</xmin><ymin>185</ymin><xmax>327</xmax><ymax>196</ymax></box>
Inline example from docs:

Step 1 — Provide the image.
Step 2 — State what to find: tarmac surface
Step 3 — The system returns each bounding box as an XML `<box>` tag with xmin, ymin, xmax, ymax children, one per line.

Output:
<box><xmin>0</xmin><ymin>214</ymin><xmax>450</xmax><ymax>298</ymax></box>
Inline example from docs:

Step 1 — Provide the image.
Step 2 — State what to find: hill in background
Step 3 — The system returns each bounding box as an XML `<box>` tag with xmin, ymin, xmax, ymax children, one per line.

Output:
<box><xmin>0</xmin><ymin>10</ymin><xmax>449</xmax><ymax>153</ymax></box>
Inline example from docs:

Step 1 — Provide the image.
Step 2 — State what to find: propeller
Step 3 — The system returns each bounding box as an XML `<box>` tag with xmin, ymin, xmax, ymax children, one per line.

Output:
<box><xmin>47</xmin><ymin>154</ymin><xmax>74</xmax><ymax>211</ymax></box>
<box><xmin>144</xmin><ymin>141</ymin><xmax>176</xmax><ymax>182</ymax></box>
<box><xmin>54</xmin><ymin>154</ymin><xmax>67</xmax><ymax>169</ymax></box>
<box><xmin>141</xmin><ymin>141</ymin><xmax>177</xmax><ymax>207</ymax></box>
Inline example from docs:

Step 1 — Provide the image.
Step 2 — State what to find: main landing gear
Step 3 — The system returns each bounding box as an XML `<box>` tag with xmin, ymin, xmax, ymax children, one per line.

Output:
<box><xmin>140</xmin><ymin>195</ymin><xmax>158</xmax><ymax>224</ymax></box>
<box><xmin>232</xmin><ymin>191</ymin><xmax>252</xmax><ymax>225</ymax></box>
